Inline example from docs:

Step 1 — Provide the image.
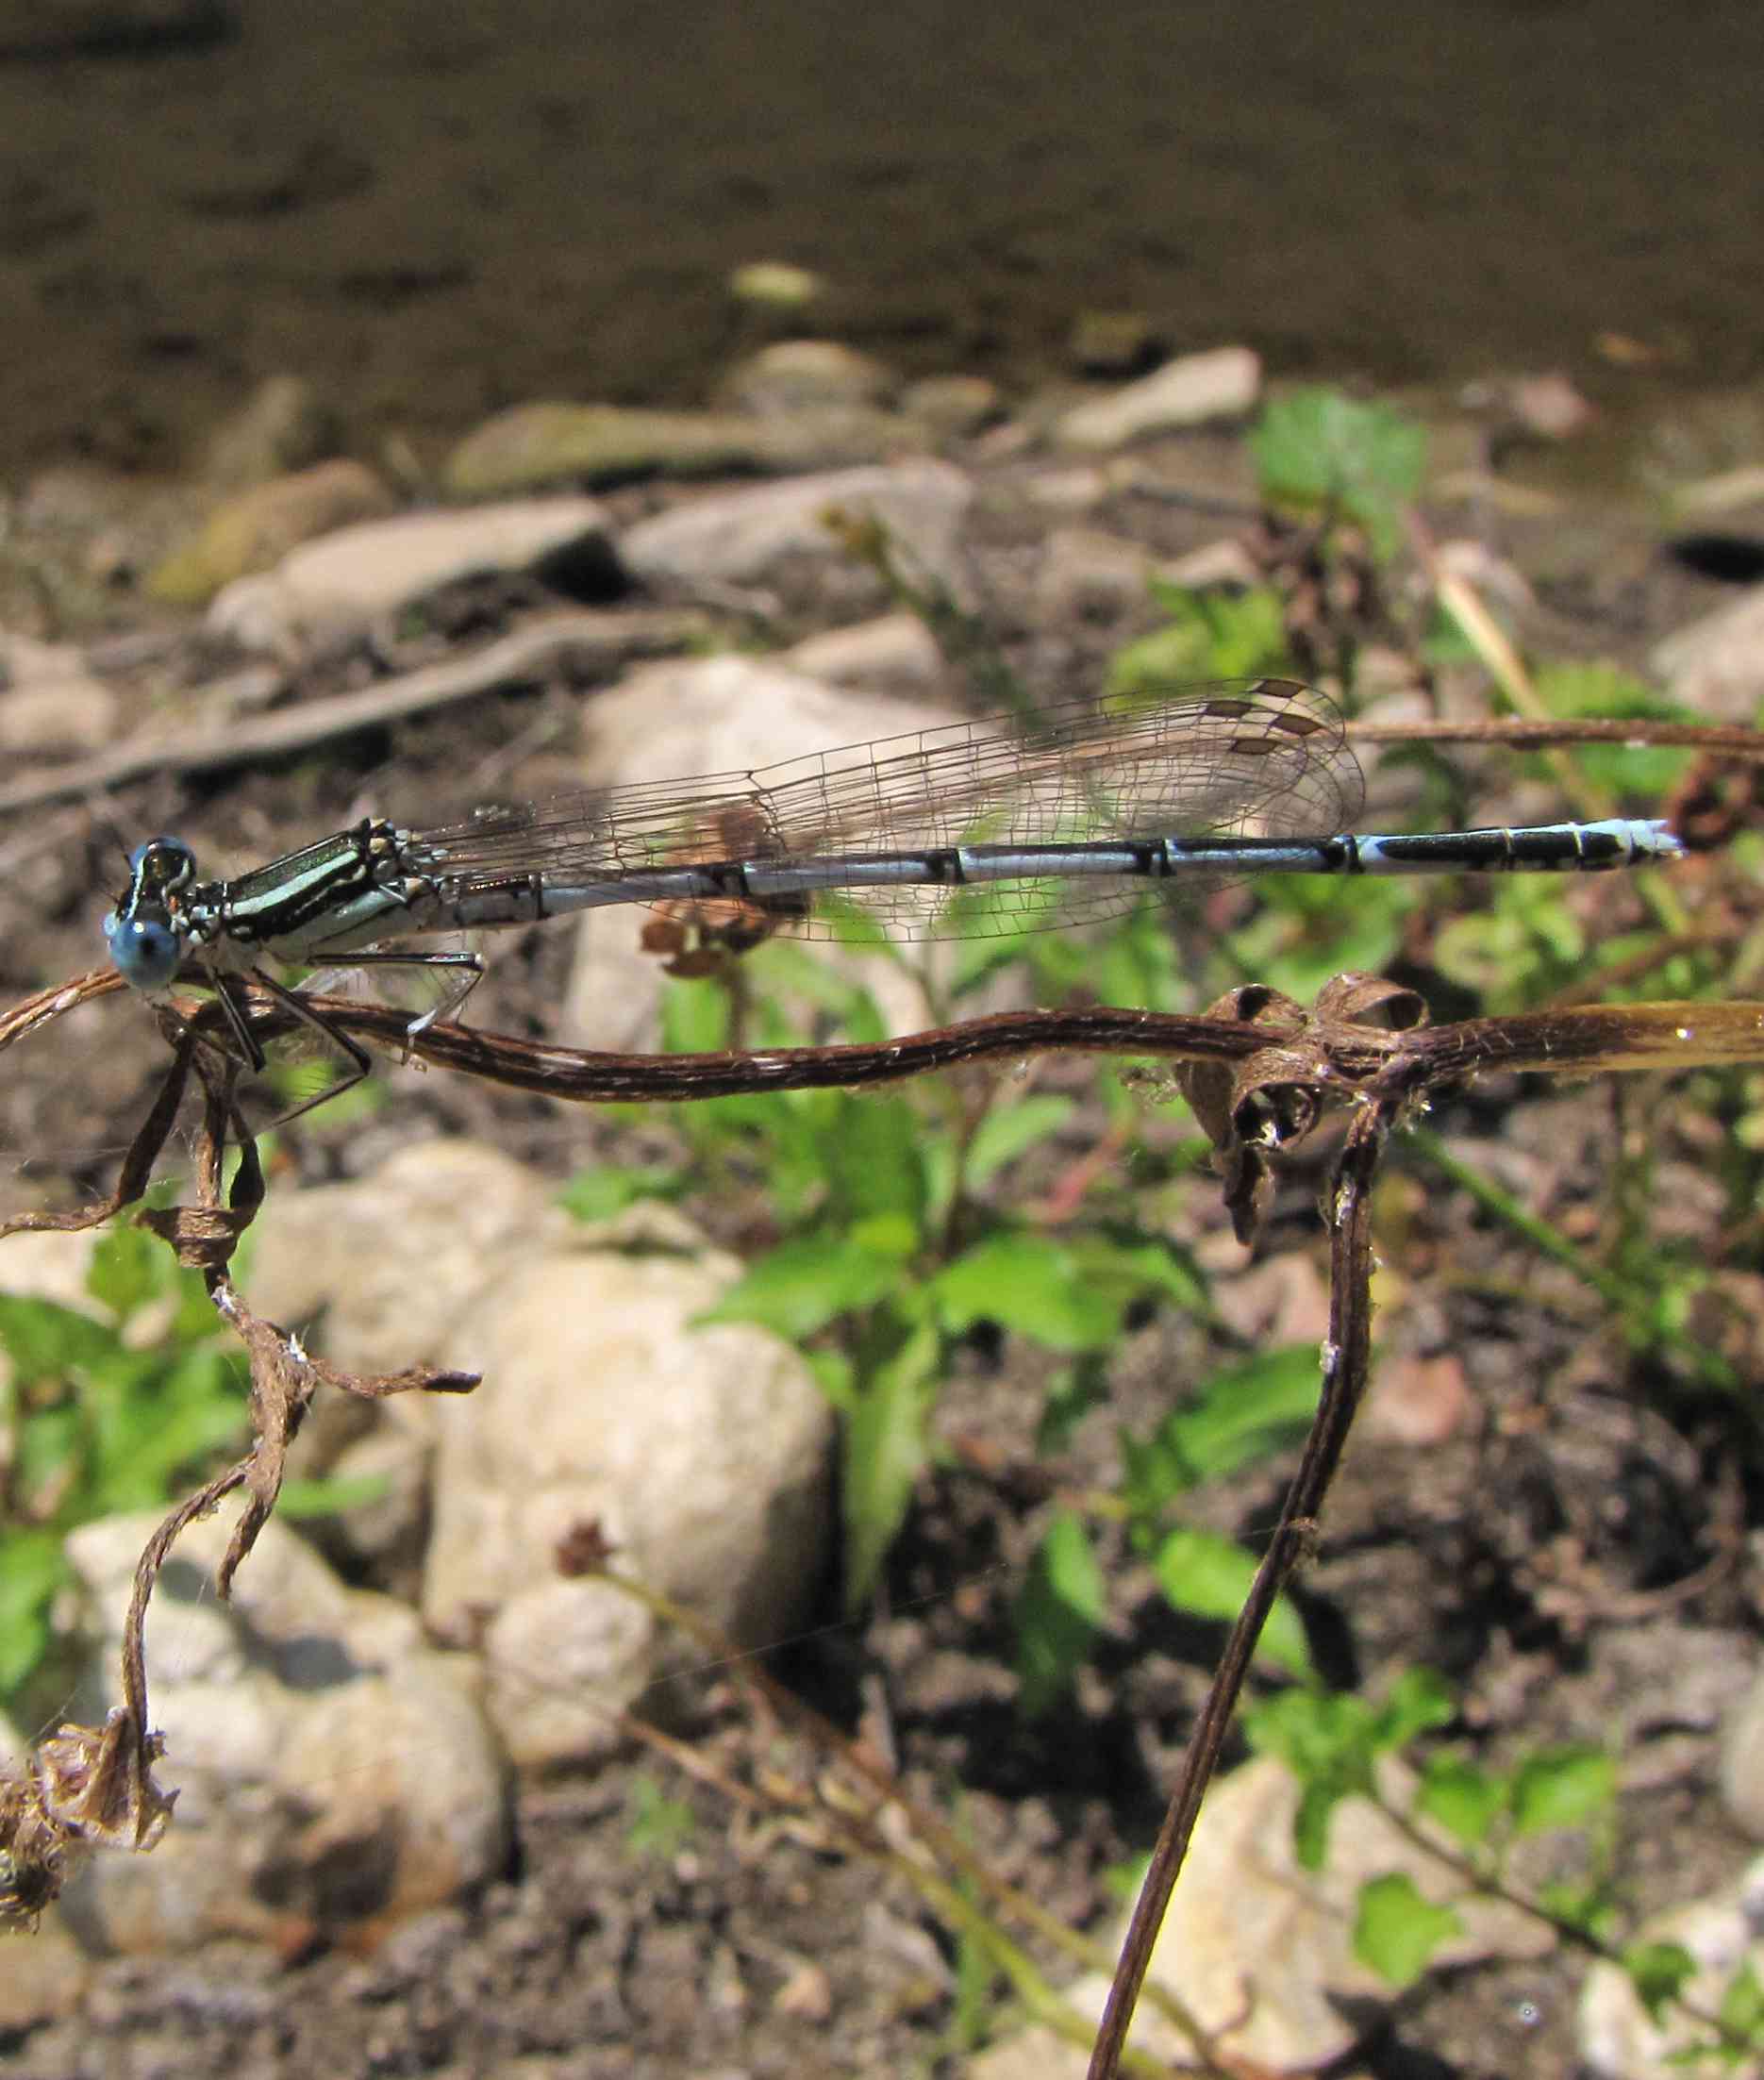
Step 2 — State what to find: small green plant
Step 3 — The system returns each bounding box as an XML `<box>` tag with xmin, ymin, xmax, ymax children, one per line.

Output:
<box><xmin>0</xmin><ymin>1224</ymin><xmax>248</xmax><ymax>1709</ymax></box>
<box><xmin>1013</xmin><ymin>1345</ymin><xmax>1323</xmax><ymax>1717</ymax></box>
<box><xmin>1248</xmin><ymin>387</ymin><xmax>1427</xmax><ymax>563</ymax></box>
<box><xmin>564</xmin><ymin>940</ymin><xmax>1224</xmax><ymax>1620</ymax></box>
<box><xmin>1105</xmin><ymin>583</ymin><xmax>1293</xmax><ymax>698</ymax></box>
<box><xmin>1243</xmin><ymin>1670</ymin><xmax>1764</xmax><ymax>2066</ymax></box>
<box><xmin>624</xmin><ymin>1773</ymin><xmax>697</xmax><ymax>1862</ymax></box>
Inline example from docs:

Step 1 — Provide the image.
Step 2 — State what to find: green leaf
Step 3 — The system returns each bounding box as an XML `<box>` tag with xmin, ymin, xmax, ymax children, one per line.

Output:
<box><xmin>695</xmin><ymin>1230</ymin><xmax>912</xmax><ymax>1340</ymax></box>
<box><xmin>558</xmin><ymin>1165</ymin><xmax>685</xmax><ymax>1222</ymax></box>
<box><xmin>964</xmin><ymin>1096</ymin><xmax>1075</xmax><ymax>1190</ymax></box>
<box><xmin>817</xmin><ymin>1094</ymin><xmax>928</xmax><ymax>1224</ymax></box>
<box><xmin>1107</xmin><ymin>588</ymin><xmax>1290</xmax><ymax>691</ymax></box>
<box><xmin>1416</xmin><ymin>1756</ymin><xmax>1506</xmax><ymax>1847</ymax></box>
<box><xmin>659</xmin><ymin>975</ymin><xmax>732</xmax><ymax>1054</ymax></box>
<box><xmin>841</xmin><ymin>1316</ymin><xmax>941</xmax><ymax>1608</ymax></box>
<box><xmin>1014</xmin><ymin>1510</ymin><xmax>1107</xmax><ymax>1719</ymax></box>
<box><xmin>932</xmin><ymin>1233</ymin><xmax>1123</xmax><ymax>1352</ymax></box>
<box><xmin>1068</xmin><ymin>1235</ymin><xmax>1208</xmax><ymax>1317</ymax></box>
<box><xmin>1509</xmin><ymin>1746</ymin><xmax>1617</xmax><ymax>1836</ymax></box>
<box><xmin>1353</xmin><ymin>1872</ymin><xmax>1462</xmax><ymax>1988</ymax></box>
<box><xmin>85</xmin><ymin>1225</ymin><xmax>168</xmax><ymax>1323</ymax></box>
<box><xmin>1248</xmin><ymin>388</ymin><xmax>1426</xmax><ymax>560</ymax></box>
<box><xmin>0</xmin><ymin>1294</ymin><xmax>118</xmax><ymax>1387</ymax></box>
<box><xmin>624</xmin><ymin>1773</ymin><xmax>696</xmax><ymax>1860</ymax></box>
<box><xmin>0</xmin><ymin>1527</ymin><xmax>66</xmax><ymax>1691</ymax></box>
<box><xmin>1622</xmin><ymin>1940</ymin><xmax>1698</xmax><ymax>2025</ymax></box>
<box><xmin>1157</xmin><ymin>1344</ymin><xmax>1321</xmax><ymax>1483</ymax></box>
<box><xmin>1532</xmin><ymin>662</ymin><xmax>1694</xmax><ymax>800</ymax></box>
<box><xmin>1719</xmin><ymin>1957</ymin><xmax>1764</xmax><ymax>2042</ymax></box>
<box><xmin>275</xmin><ymin>1472</ymin><xmax>395</xmax><ymax>1518</ymax></box>
<box><xmin>1371</xmin><ymin>1666</ymin><xmax>1457</xmax><ymax>1751</ymax></box>
<box><xmin>1151</xmin><ymin>1527</ymin><xmax>1313</xmax><ymax>1678</ymax></box>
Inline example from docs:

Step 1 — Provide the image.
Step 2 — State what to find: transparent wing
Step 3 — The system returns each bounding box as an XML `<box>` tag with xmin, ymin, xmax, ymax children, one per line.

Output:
<box><xmin>402</xmin><ymin>679</ymin><xmax>1361</xmax><ymax>944</ymax></box>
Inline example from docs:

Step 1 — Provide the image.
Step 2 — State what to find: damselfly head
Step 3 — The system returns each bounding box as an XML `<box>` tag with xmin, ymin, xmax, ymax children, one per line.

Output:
<box><xmin>104</xmin><ymin>837</ymin><xmax>199</xmax><ymax>992</ymax></box>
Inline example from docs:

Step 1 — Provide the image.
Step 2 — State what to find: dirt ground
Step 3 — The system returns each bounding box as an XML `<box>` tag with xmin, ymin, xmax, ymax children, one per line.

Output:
<box><xmin>1</xmin><ymin>433</ymin><xmax>1761</xmax><ymax>2078</ymax></box>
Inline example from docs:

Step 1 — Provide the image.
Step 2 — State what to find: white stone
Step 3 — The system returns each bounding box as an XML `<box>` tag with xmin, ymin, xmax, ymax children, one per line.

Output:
<box><xmin>786</xmin><ymin>611</ymin><xmax>943</xmax><ymax>691</ymax></box>
<box><xmin>618</xmin><ymin>458</ymin><xmax>974</xmax><ymax>605</ymax></box>
<box><xmin>0</xmin><ymin>636</ymin><xmax>118</xmax><ymax>754</ymax></box>
<box><xmin>420</xmin><ymin>1213</ymin><xmax>834</xmax><ymax>1767</ymax></box>
<box><xmin>207</xmin><ymin>495</ymin><xmax>611</xmax><ymax>656</ymax></box>
<box><xmin>1579</xmin><ymin>1858</ymin><xmax>1764</xmax><ymax>2078</ymax></box>
<box><xmin>52</xmin><ymin>1511</ymin><xmax>507</xmax><ymax>1953</ymax></box>
<box><xmin>1651</xmin><ymin>585</ymin><xmax>1764</xmax><ymax>722</ymax></box>
<box><xmin>1035</xmin><ymin>527</ymin><xmax>1152</xmax><ymax>623</ymax></box>
<box><xmin>1055</xmin><ymin>346</ymin><xmax>1262</xmax><ymax>452</ymax></box>
<box><xmin>969</xmin><ymin>1755</ymin><xmax>1547</xmax><ymax>2076</ymax></box>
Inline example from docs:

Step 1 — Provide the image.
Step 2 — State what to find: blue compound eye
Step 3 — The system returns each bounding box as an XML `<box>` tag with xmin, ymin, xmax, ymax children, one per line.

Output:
<box><xmin>105</xmin><ymin>910</ymin><xmax>184</xmax><ymax>992</ymax></box>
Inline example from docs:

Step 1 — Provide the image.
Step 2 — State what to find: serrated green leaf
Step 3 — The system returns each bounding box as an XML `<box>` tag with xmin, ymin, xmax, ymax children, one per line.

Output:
<box><xmin>694</xmin><ymin>1234</ymin><xmax>907</xmax><ymax>1340</ymax></box>
<box><xmin>1509</xmin><ymin>1746</ymin><xmax>1617</xmax><ymax>1836</ymax></box>
<box><xmin>964</xmin><ymin>1096</ymin><xmax>1075</xmax><ymax>1190</ymax></box>
<box><xmin>1151</xmin><ymin>1527</ymin><xmax>1313</xmax><ymax>1678</ymax></box>
<box><xmin>1354</xmin><ymin>1872</ymin><xmax>1462</xmax><ymax>1987</ymax></box>
<box><xmin>1015</xmin><ymin>1510</ymin><xmax>1107</xmax><ymax>1719</ymax></box>
<box><xmin>1248</xmin><ymin>389</ymin><xmax>1426</xmax><ymax>560</ymax></box>
<box><xmin>932</xmin><ymin>1233</ymin><xmax>1122</xmax><ymax>1352</ymax></box>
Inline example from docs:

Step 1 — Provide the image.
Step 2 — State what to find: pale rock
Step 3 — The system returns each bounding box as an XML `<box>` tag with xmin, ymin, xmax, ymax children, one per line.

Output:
<box><xmin>443</xmin><ymin>402</ymin><xmax>773</xmax><ymax>497</ymax></box>
<box><xmin>1035</xmin><ymin>527</ymin><xmax>1152</xmax><ymax>623</ymax></box>
<box><xmin>720</xmin><ymin>340</ymin><xmax>897</xmax><ymax>418</ymax></box>
<box><xmin>901</xmin><ymin>374</ymin><xmax>1002</xmax><ymax>440</ymax></box>
<box><xmin>1156</xmin><ymin>538</ymin><xmax>1262</xmax><ymax>591</ymax></box>
<box><xmin>244</xmin><ymin>1139</ymin><xmax>571</xmax><ymax>1378</ymax></box>
<box><xmin>206</xmin><ymin>495</ymin><xmax>613</xmax><ymax>657</ymax></box>
<box><xmin>968</xmin><ymin>1754</ymin><xmax>1548</xmax><ymax>2076</ymax></box>
<box><xmin>618</xmin><ymin>458</ymin><xmax>974</xmax><ymax>612</ymax></box>
<box><xmin>1578</xmin><ymin>1858</ymin><xmax>1764</xmax><ymax>2079</ymax></box>
<box><xmin>53</xmin><ymin>1512</ymin><xmax>506</xmax><ymax>1953</ymax></box>
<box><xmin>421</xmin><ymin>1206</ymin><xmax>834</xmax><ymax>1766</ymax></box>
<box><xmin>0</xmin><ymin>635</ymin><xmax>118</xmax><ymax>755</ymax></box>
<box><xmin>1023</xmin><ymin>465</ymin><xmax>1110</xmax><ymax>512</ymax></box>
<box><xmin>1651</xmin><ymin>586</ymin><xmax>1764</xmax><ymax>722</ymax></box>
<box><xmin>1055</xmin><ymin>347</ymin><xmax>1262</xmax><ymax>452</ymax></box>
<box><xmin>727</xmin><ymin>260</ymin><xmax>825</xmax><ymax>311</ymax></box>
<box><xmin>560</xmin><ymin>654</ymin><xmax>964</xmax><ymax>1050</ymax></box>
<box><xmin>1720</xmin><ymin>1665</ymin><xmax>1764</xmax><ymax>1839</ymax></box>
<box><xmin>785</xmin><ymin>611</ymin><xmax>943</xmax><ymax>691</ymax></box>
<box><xmin>143</xmin><ymin>459</ymin><xmax>395</xmax><ymax>607</ymax></box>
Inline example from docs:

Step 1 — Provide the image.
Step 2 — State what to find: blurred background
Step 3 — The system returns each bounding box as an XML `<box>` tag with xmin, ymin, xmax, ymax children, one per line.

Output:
<box><xmin>2</xmin><ymin>0</ymin><xmax>1760</xmax><ymax>475</ymax></box>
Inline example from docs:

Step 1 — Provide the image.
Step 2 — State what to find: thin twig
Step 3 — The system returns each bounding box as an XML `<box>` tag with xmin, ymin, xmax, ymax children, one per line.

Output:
<box><xmin>0</xmin><ymin>610</ymin><xmax>702</xmax><ymax>818</ymax></box>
